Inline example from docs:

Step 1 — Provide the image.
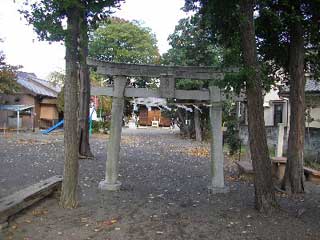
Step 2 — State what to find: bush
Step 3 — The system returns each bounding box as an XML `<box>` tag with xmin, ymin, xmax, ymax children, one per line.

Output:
<box><xmin>91</xmin><ymin>120</ymin><xmax>110</xmax><ymax>133</ymax></box>
<box><xmin>224</xmin><ymin>122</ymin><xmax>241</xmax><ymax>155</ymax></box>
<box><xmin>223</xmin><ymin>101</ymin><xmax>241</xmax><ymax>156</ymax></box>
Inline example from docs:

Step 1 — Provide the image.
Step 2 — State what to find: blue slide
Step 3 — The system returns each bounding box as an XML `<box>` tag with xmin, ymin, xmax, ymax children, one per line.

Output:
<box><xmin>41</xmin><ymin>119</ymin><xmax>64</xmax><ymax>134</ymax></box>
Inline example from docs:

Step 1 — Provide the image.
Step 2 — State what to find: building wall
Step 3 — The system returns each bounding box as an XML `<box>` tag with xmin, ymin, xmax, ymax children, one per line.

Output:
<box><xmin>0</xmin><ymin>94</ymin><xmax>59</xmax><ymax>129</ymax></box>
<box><xmin>239</xmin><ymin>125</ymin><xmax>320</xmax><ymax>156</ymax></box>
<box><xmin>40</xmin><ymin>104</ymin><xmax>59</xmax><ymax>120</ymax></box>
<box><xmin>0</xmin><ymin>94</ymin><xmax>35</xmax><ymax>129</ymax></box>
<box><xmin>308</xmin><ymin>107</ymin><xmax>320</xmax><ymax>128</ymax></box>
<box><xmin>262</xmin><ymin>89</ymin><xmax>289</xmax><ymax>126</ymax></box>
<box><xmin>264</xmin><ymin>106</ymin><xmax>273</xmax><ymax>126</ymax></box>
<box><xmin>138</xmin><ymin>106</ymin><xmax>171</xmax><ymax>127</ymax></box>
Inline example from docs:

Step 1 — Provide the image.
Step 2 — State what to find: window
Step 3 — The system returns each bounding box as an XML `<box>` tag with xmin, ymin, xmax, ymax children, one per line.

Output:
<box><xmin>273</xmin><ymin>103</ymin><xmax>283</xmax><ymax>126</ymax></box>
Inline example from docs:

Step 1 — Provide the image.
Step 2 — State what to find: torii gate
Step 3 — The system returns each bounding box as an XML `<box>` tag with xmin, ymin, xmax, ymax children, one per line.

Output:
<box><xmin>88</xmin><ymin>59</ymin><xmax>240</xmax><ymax>194</ymax></box>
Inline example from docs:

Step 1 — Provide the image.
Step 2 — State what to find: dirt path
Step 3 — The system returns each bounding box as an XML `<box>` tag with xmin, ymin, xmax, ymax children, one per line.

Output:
<box><xmin>1</xmin><ymin>128</ymin><xmax>320</xmax><ymax>240</ymax></box>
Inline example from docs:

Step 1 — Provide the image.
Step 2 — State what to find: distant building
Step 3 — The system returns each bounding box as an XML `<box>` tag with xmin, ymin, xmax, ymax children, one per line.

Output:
<box><xmin>0</xmin><ymin>72</ymin><xmax>61</xmax><ymax>130</ymax></box>
<box><xmin>239</xmin><ymin>77</ymin><xmax>320</xmax><ymax>152</ymax></box>
<box><xmin>239</xmin><ymin>77</ymin><xmax>320</xmax><ymax>129</ymax></box>
<box><xmin>132</xmin><ymin>98</ymin><xmax>171</xmax><ymax>127</ymax></box>
<box><xmin>279</xmin><ymin>75</ymin><xmax>320</xmax><ymax>128</ymax></box>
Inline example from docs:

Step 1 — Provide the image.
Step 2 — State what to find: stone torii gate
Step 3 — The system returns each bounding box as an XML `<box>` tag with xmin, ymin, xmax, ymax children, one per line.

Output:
<box><xmin>88</xmin><ymin>59</ymin><xmax>239</xmax><ymax>194</ymax></box>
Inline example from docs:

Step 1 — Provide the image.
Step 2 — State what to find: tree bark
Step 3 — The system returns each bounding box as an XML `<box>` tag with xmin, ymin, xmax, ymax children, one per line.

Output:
<box><xmin>239</xmin><ymin>0</ymin><xmax>277</xmax><ymax>213</ymax></box>
<box><xmin>177</xmin><ymin>108</ymin><xmax>189</xmax><ymax>137</ymax></box>
<box><xmin>194</xmin><ymin>107</ymin><xmax>202</xmax><ymax>141</ymax></box>
<box><xmin>60</xmin><ymin>6</ymin><xmax>80</xmax><ymax>209</ymax></box>
<box><xmin>282</xmin><ymin>16</ymin><xmax>305</xmax><ymax>194</ymax></box>
<box><xmin>78</xmin><ymin>12</ymin><xmax>93</xmax><ymax>158</ymax></box>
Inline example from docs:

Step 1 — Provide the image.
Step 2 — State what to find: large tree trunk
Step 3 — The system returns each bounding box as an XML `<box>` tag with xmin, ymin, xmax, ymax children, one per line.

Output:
<box><xmin>239</xmin><ymin>0</ymin><xmax>277</xmax><ymax>213</ymax></box>
<box><xmin>282</xmin><ymin>17</ymin><xmax>305</xmax><ymax>194</ymax></box>
<box><xmin>60</xmin><ymin>6</ymin><xmax>80</xmax><ymax>209</ymax></box>
<box><xmin>78</xmin><ymin>13</ymin><xmax>93</xmax><ymax>158</ymax></box>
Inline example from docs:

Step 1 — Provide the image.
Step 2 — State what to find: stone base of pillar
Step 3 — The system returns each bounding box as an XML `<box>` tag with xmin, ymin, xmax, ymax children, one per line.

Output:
<box><xmin>98</xmin><ymin>180</ymin><xmax>121</xmax><ymax>191</ymax></box>
<box><xmin>208</xmin><ymin>185</ymin><xmax>229</xmax><ymax>194</ymax></box>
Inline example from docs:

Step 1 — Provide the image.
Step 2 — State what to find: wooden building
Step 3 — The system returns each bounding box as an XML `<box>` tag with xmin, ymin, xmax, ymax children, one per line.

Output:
<box><xmin>138</xmin><ymin>105</ymin><xmax>171</xmax><ymax>127</ymax></box>
<box><xmin>0</xmin><ymin>72</ymin><xmax>61</xmax><ymax>130</ymax></box>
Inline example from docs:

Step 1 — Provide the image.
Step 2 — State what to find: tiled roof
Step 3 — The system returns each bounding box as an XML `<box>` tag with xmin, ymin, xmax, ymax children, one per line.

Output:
<box><xmin>16</xmin><ymin>72</ymin><xmax>61</xmax><ymax>98</ymax></box>
<box><xmin>280</xmin><ymin>79</ymin><xmax>320</xmax><ymax>93</ymax></box>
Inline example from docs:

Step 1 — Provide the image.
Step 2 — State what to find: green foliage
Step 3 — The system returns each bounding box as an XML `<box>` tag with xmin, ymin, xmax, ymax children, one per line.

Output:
<box><xmin>48</xmin><ymin>71</ymin><xmax>65</xmax><ymax>87</ymax></box>
<box><xmin>218</xmin><ymin>64</ymin><xmax>275</xmax><ymax>94</ymax></box>
<box><xmin>255</xmin><ymin>0</ymin><xmax>320</xmax><ymax>79</ymax></box>
<box><xmin>20</xmin><ymin>0</ymin><xmax>123</xmax><ymax>43</ymax></box>
<box><xmin>91</xmin><ymin>120</ymin><xmax>110</xmax><ymax>133</ymax></box>
<box><xmin>183</xmin><ymin>0</ymin><xmax>280</xmax><ymax>92</ymax></box>
<box><xmin>0</xmin><ymin>51</ymin><xmax>20</xmax><ymax>94</ymax></box>
<box><xmin>19</xmin><ymin>1</ymin><xmax>67</xmax><ymax>42</ymax></box>
<box><xmin>185</xmin><ymin>0</ymin><xmax>240</xmax><ymax>48</ymax></box>
<box><xmin>89</xmin><ymin>18</ymin><xmax>160</xmax><ymax>64</ymax></box>
<box><xmin>162</xmin><ymin>14</ymin><xmax>223</xmax><ymax>91</ymax></box>
<box><xmin>57</xmin><ymin>85</ymin><xmax>64</xmax><ymax>113</ymax></box>
<box><xmin>98</xmin><ymin>96</ymin><xmax>112</xmax><ymax>117</ymax></box>
<box><xmin>223</xmin><ymin>101</ymin><xmax>241</xmax><ymax>155</ymax></box>
<box><xmin>163</xmin><ymin>14</ymin><xmax>221</xmax><ymax>67</ymax></box>
<box><xmin>90</xmin><ymin>71</ymin><xmax>106</xmax><ymax>87</ymax></box>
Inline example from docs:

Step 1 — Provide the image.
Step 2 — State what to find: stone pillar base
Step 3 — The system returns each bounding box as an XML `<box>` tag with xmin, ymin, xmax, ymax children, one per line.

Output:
<box><xmin>99</xmin><ymin>180</ymin><xmax>121</xmax><ymax>191</ymax></box>
<box><xmin>208</xmin><ymin>185</ymin><xmax>229</xmax><ymax>194</ymax></box>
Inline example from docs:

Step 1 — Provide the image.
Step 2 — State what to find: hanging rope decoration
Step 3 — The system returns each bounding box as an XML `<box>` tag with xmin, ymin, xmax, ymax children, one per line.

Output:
<box><xmin>131</xmin><ymin>97</ymin><xmax>212</xmax><ymax>113</ymax></box>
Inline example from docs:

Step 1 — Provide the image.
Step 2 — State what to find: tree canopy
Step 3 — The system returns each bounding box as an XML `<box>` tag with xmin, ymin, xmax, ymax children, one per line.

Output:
<box><xmin>20</xmin><ymin>0</ymin><xmax>123</xmax><ymax>43</ymax></box>
<box><xmin>256</xmin><ymin>0</ymin><xmax>320</xmax><ymax>80</ymax></box>
<box><xmin>162</xmin><ymin>14</ymin><xmax>222</xmax><ymax>91</ymax></box>
<box><xmin>0</xmin><ymin>51</ymin><xmax>20</xmax><ymax>95</ymax></box>
<box><xmin>89</xmin><ymin>18</ymin><xmax>160</xmax><ymax>64</ymax></box>
<box><xmin>162</xmin><ymin>14</ymin><xmax>221</xmax><ymax>67</ymax></box>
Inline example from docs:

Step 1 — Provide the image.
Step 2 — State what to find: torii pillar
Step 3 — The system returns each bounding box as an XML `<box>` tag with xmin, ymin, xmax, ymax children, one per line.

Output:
<box><xmin>208</xmin><ymin>86</ymin><xmax>229</xmax><ymax>193</ymax></box>
<box><xmin>99</xmin><ymin>76</ymin><xmax>126</xmax><ymax>191</ymax></box>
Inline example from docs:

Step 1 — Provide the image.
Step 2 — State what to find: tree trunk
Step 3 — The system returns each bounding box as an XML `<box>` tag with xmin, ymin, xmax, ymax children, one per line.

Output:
<box><xmin>194</xmin><ymin>107</ymin><xmax>202</xmax><ymax>141</ymax></box>
<box><xmin>177</xmin><ymin>108</ymin><xmax>189</xmax><ymax>137</ymax></box>
<box><xmin>60</xmin><ymin>6</ymin><xmax>80</xmax><ymax>209</ymax></box>
<box><xmin>239</xmin><ymin>0</ymin><xmax>277</xmax><ymax>213</ymax></box>
<box><xmin>282</xmin><ymin>17</ymin><xmax>305</xmax><ymax>194</ymax></box>
<box><xmin>78</xmin><ymin>13</ymin><xmax>93</xmax><ymax>158</ymax></box>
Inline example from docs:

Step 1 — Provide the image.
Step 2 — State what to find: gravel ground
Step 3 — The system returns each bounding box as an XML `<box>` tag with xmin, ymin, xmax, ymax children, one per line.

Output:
<box><xmin>1</xmin><ymin>128</ymin><xmax>320</xmax><ymax>240</ymax></box>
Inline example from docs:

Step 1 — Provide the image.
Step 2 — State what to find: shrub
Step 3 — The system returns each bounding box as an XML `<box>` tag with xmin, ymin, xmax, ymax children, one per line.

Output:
<box><xmin>91</xmin><ymin>120</ymin><xmax>110</xmax><ymax>133</ymax></box>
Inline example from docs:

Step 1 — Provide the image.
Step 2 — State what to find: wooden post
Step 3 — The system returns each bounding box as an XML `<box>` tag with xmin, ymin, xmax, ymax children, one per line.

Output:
<box><xmin>276</xmin><ymin>123</ymin><xmax>285</xmax><ymax>157</ymax></box>
<box><xmin>99</xmin><ymin>76</ymin><xmax>127</xmax><ymax>191</ymax></box>
<box><xmin>208</xmin><ymin>86</ymin><xmax>228</xmax><ymax>193</ymax></box>
<box><xmin>194</xmin><ymin>107</ymin><xmax>202</xmax><ymax>141</ymax></box>
<box><xmin>17</xmin><ymin>110</ymin><xmax>20</xmax><ymax>134</ymax></box>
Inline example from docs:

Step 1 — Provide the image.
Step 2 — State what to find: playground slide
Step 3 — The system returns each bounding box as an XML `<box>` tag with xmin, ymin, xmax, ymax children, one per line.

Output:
<box><xmin>42</xmin><ymin>109</ymin><xmax>95</xmax><ymax>135</ymax></box>
<box><xmin>41</xmin><ymin>120</ymin><xmax>64</xmax><ymax>134</ymax></box>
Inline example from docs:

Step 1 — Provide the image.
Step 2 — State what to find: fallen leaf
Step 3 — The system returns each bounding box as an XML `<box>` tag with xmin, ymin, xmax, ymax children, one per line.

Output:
<box><xmin>100</xmin><ymin>219</ymin><xmax>118</xmax><ymax>226</ymax></box>
<box><xmin>32</xmin><ymin>209</ymin><xmax>48</xmax><ymax>217</ymax></box>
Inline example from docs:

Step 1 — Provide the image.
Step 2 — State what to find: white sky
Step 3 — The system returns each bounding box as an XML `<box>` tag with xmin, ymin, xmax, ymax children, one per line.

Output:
<box><xmin>0</xmin><ymin>0</ymin><xmax>189</xmax><ymax>79</ymax></box>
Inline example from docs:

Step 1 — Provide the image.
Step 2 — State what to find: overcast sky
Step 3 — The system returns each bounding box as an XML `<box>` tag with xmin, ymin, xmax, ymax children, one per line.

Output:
<box><xmin>0</xmin><ymin>0</ymin><xmax>189</xmax><ymax>79</ymax></box>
